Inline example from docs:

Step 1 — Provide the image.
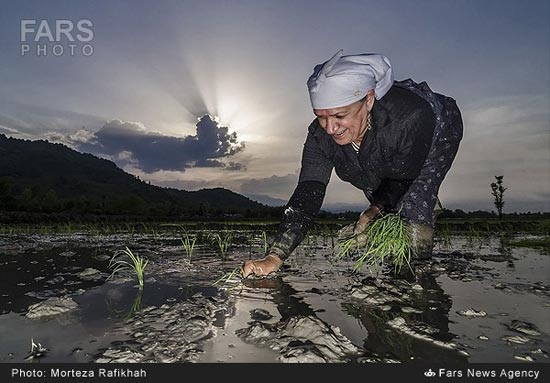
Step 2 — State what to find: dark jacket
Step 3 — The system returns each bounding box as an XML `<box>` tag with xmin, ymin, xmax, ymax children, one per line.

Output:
<box><xmin>270</xmin><ymin>79</ymin><xmax>463</xmax><ymax>260</ymax></box>
<box><xmin>299</xmin><ymin>83</ymin><xmax>436</xmax><ymax>208</ymax></box>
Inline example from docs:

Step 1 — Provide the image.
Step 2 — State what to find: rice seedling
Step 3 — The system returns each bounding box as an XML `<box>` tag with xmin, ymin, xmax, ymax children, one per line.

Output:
<box><xmin>212</xmin><ymin>266</ymin><xmax>243</xmax><ymax>292</ymax></box>
<box><xmin>180</xmin><ymin>230</ymin><xmax>197</xmax><ymax>261</ymax></box>
<box><xmin>99</xmin><ymin>224</ymin><xmax>108</xmax><ymax>236</ymax></box>
<box><xmin>334</xmin><ymin>235</ymin><xmax>361</xmax><ymax>260</ymax></box>
<box><xmin>436</xmin><ymin>222</ymin><xmax>452</xmax><ymax>250</ymax></box>
<box><xmin>63</xmin><ymin>221</ymin><xmax>74</xmax><ymax>234</ymax></box>
<box><xmin>150</xmin><ymin>226</ymin><xmax>160</xmax><ymax>242</ymax></box>
<box><xmin>483</xmin><ymin>220</ymin><xmax>491</xmax><ymax>234</ymax></box>
<box><xmin>508</xmin><ymin>237</ymin><xmax>550</xmax><ymax>249</ymax></box>
<box><xmin>92</xmin><ymin>229</ymin><xmax>102</xmax><ymax>246</ymax></box>
<box><xmin>539</xmin><ymin>220</ymin><xmax>550</xmax><ymax>235</ymax></box>
<box><xmin>26</xmin><ymin>338</ymin><xmax>48</xmax><ymax>360</ymax></box>
<box><xmin>140</xmin><ymin>222</ymin><xmax>150</xmax><ymax>235</ymax></box>
<box><xmin>108</xmin><ymin>246</ymin><xmax>149</xmax><ymax>289</ymax></box>
<box><xmin>335</xmin><ymin>212</ymin><xmax>413</xmax><ymax>274</ymax></box>
<box><xmin>212</xmin><ymin>266</ymin><xmax>241</xmax><ymax>286</ymax></box>
<box><xmin>302</xmin><ymin>235</ymin><xmax>311</xmax><ymax>257</ymax></box>
<box><xmin>497</xmin><ymin>234</ymin><xmax>513</xmax><ymax>257</ymax></box>
<box><xmin>125</xmin><ymin>223</ymin><xmax>136</xmax><ymax>236</ymax></box>
<box><xmin>0</xmin><ymin>225</ymin><xmax>16</xmax><ymax>236</ymax></box>
<box><xmin>261</xmin><ymin>230</ymin><xmax>268</xmax><ymax>254</ymax></box>
<box><xmin>442</xmin><ymin>223</ymin><xmax>452</xmax><ymax>249</ymax></box>
<box><xmin>210</xmin><ymin>231</ymin><xmax>233</xmax><ymax>260</ymax></box>
<box><xmin>319</xmin><ymin>223</ymin><xmax>332</xmax><ymax>246</ymax></box>
<box><xmin>467</xmin><ymin>223</ymin><xmax>483</xmax><ymax>248</ymax></box>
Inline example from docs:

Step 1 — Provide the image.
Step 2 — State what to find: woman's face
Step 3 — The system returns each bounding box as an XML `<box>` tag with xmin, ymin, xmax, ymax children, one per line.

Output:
<box><xmin>313</xmin><ymin>91</ymin><xmax>373</xmax><ymax>145</ymax></box>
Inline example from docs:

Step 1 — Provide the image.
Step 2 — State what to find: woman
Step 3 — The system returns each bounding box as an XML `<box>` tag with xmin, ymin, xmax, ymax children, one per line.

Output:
<box><xmin>243</xmin><ymin>50</ymin><xmax>463</xmax><ymax>277</ymax></box>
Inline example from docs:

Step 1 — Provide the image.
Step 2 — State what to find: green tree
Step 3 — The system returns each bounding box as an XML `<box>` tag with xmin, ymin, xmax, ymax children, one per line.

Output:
<box><xmin>19</xmin><ymin>187</ymin><xmax>34</xmax><ymax>211</ymax></box>
<box><xmin>490</xmin><ymin>175</ymin><xmax>507</xmax><ymax>219</ymax></box>
<box><xmin>0</xmin><ymin>178</ymin><xmax>17</xmax><ymax>210</ymax></box>
<box><xmin>41</xmin><ymin>189</ymin><xmax>60</xmax><ymax>213</ymax></box>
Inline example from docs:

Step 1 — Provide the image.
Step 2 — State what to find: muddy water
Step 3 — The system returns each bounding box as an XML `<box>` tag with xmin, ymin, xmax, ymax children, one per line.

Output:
<box><xmin>0</xmin><ymin>232</ymin><xmax>548</xmax><ymax>363</ymax></box>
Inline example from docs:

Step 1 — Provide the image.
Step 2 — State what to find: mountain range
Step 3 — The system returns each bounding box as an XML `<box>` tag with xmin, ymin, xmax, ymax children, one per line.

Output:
<box><xmin>0</xmin><ymin>134</ymin><xmax>276</xmax><ymax>218</ymax></box>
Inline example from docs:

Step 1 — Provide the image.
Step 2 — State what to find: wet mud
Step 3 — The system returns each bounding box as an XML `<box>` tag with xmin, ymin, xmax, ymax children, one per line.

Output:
<box><xmin>0</xmin><ymin>232</ymin><xmax>548</xmax><ymax>363</ymax></box>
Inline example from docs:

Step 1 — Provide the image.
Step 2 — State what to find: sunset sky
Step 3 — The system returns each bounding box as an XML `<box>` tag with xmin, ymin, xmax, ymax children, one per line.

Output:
<box><xmin>1</xmin><ymin>0</ymin><xmax>548</xmax><ymax>212</ymax></box>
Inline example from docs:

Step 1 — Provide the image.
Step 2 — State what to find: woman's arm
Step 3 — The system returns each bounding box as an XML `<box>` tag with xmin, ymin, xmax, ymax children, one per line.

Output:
<box><xmin>270</xmin><ymin>180</ymin><xmax>327</xmax><ymax>260</ymax></box>
<box><xmin>398</xmin><ymin>100</ymin><xmax>463</xmax><ymax>225</ymax></box>
<box><xmin>242</xmin><ymin>124</ymin><xmax>333</xmax><ymax>277</ymax></box>
<box><xmin>269</xmin><ymin>123</ymin><xmax>333</xmax><ymax>260</ymax></box>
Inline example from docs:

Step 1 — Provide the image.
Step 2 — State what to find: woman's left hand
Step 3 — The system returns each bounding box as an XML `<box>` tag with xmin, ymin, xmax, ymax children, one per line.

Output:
<box><xmin>354</xmin><ymin>205</ymin><xmax>382</xmax><ymax>234</ymax></box>
<box><xmin>337</xmin><ymin>205</ymin><xmax>382</xmax><ymax>239</ymax></box>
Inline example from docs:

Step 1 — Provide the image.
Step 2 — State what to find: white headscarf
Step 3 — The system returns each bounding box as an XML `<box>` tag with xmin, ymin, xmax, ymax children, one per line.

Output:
<box><xmin>307</xmin><ymin>50</ymin><xmax>394</xmax><ymax>109</ymax></box>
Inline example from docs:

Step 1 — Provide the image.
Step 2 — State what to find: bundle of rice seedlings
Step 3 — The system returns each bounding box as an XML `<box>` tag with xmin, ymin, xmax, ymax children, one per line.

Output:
<box><xmin>108</xmin><ymin>246</ymin><xmax>149</xmax><ymax>289</ymax></box>
<box><xmin>335</xmin><ymin>212</ymin><xmax>413</xmax><ymax>274</ymax></box>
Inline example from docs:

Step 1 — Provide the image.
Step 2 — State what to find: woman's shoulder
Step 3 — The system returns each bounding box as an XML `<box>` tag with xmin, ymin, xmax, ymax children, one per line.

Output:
<box><xmin>307</xmin><ymin>118</ymin><xmax>320</xmax><ymax>135</ymax></box>
<box><xmin>306</xmin><ymin>119</ymin><xmax>337</xmax><ymax>153</ymax></box>
<box><xmin>380</xmin><ymin>83</ymin><xmax>434</xmax><ymax>118</ymax></box>
<box><xmin>307</xmin><ymin>119</ymin><xmax>331</xmax><ymax>141</ymax></box>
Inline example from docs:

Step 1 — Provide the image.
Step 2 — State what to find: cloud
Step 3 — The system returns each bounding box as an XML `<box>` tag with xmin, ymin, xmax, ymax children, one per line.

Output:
<box><xmin>437</xmin><ymin>92</ymin><xmax>550</xmax><ymax>212</ymax></box>
<box><xmin>41</xmin><ymin>128</ymin><xmax>99</xmax><ymax>150</ymax></box>
<box><xmin>443</xmin><ymin>198</ymin><xmax>550</xmax><ymax>213</ymax></box>
<box><xmin>72</xmin><ymin>115</ymin><xmax>246</xmax><ymax>173</ymax></box>
<box><xmin>0</xmin><ymin>100</ymin><xmax>107</xmax><ymax>138</ymax></box>
<box><xmin>0</xmin><ymin>124</ymin><xmax>21</xmax><ymax>135</ymax></box>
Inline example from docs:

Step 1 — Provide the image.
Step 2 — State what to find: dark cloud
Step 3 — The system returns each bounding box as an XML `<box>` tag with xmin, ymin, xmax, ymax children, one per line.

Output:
<box><xmin>226</xmin><ymin>161</ymin><xmax>247</xmax><ymax>171</ymax></box>
<box><xmin>75</xmin><ymin>115</ymin><xmax>246</xmax><ymax>173</ymax></box>
<box><xmin>194</xmin><ymin>159</ymin><xmax>225</xmax><ymax>168</ymax></box>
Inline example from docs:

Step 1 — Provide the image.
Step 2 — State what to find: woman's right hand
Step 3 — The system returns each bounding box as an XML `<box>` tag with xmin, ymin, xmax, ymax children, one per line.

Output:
<box><xmin>241</xmin><ymin>254</ymin><xmax>283</xmax><ymax>278</ymax></box>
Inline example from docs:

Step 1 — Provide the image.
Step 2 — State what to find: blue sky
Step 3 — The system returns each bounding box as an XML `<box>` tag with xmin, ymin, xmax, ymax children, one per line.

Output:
<box><xmin>0</xmin><ymin>0</ymin><xmax>548</xmax><ymax>212</ymax></box>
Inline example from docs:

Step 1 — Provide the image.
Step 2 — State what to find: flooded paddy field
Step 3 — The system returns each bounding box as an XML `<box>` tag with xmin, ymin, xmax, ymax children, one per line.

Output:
<box><xmin>0</xmin><ymin>224</ymin><xmax>548</xmax><ymax>363</ymax></box>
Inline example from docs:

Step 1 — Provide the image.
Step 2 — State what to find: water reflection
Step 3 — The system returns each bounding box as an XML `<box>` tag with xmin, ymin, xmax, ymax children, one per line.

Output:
<box><xmin>0</xmin><ymin>246</ymin><xmax>110</xmax><ymax>314</ymax></box>
<box><xmin>343</xmin><ymin>270</ymin><xmax>468</xmax><ymax>363</ymax></box>
<box><xmin>104</xmin><ymin>287</ymin><xmax>143</xmax><ymax>319</ymax></box>
<box><xmin>244</xmin><ymin>269</ymin><xmax>468</xmax><ymax>363</ymax></box>
<box><xmin>243</xmin><ymin>277</ymin><xmax>316</xmax><ymax>319</ymax></box>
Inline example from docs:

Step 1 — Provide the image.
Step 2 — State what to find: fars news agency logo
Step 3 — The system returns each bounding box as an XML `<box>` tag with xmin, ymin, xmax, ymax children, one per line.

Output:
<box><xmin>424</xmin><ymin>369</ymin><xmax>436</xmax><ymax>378</ymax></box>
<box><xmin>20</xmin><ymin>19</ymin><xmax>94</xmax><ymax>57</ymax></box>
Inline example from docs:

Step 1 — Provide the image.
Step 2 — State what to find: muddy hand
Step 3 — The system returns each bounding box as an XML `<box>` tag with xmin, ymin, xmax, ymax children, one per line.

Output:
<box><xmin>337</xmin><ymin>222</ymin><xmax>356</xmax><ymax>240</ymax></box>
<box><xmin>353</xmin><ymin>206</ymin><xmax>382</xmax><ymax>235</ymax></box>
<box><xmin>242</xmin><ymin>254</ymin><xmax>283</xmax><ymax>278</ymax></box>
<box><xmin>337</xmin><ymin>206</ymin><xmax>382</xmax><ymax>239</ymax></box>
